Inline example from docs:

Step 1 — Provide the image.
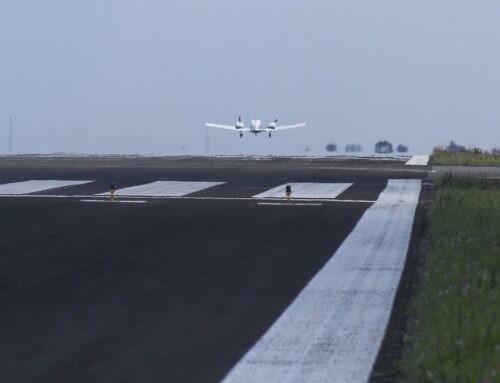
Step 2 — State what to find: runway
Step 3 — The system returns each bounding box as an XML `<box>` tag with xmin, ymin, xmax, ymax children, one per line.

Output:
<box><xmin>224</xmin><ymin>179</ymin><xmax>422</xmax><ymax>383</ymax></box>
<box><xmin>0</xmin><ymin>156</ymin><xmax>430</xmax><ymax>383</ymax></box>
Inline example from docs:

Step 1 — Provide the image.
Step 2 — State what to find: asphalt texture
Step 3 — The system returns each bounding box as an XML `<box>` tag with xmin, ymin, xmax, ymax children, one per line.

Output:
<box><xmin>0</xmin><ymin>156</ymin><xmax>430</xmax><ymax>383</ymax></box>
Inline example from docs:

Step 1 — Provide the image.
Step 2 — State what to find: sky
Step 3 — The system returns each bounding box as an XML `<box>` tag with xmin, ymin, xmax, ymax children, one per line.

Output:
<box><xmin>1</xmin><ymin>0</ymin><xmax>499</xmax><ymax>155</ymax></box>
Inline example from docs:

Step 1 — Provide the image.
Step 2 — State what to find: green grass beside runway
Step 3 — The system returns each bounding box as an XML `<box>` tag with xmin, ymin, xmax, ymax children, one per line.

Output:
<box><xmin>401</xmin><ymin>177</ymin><xmax>500</xmax><ymax>382</ymax></box>
<box><xmin>432</xmin><ymin>149</ymin><xmax>500</xmax><ymax>167</ymax></box>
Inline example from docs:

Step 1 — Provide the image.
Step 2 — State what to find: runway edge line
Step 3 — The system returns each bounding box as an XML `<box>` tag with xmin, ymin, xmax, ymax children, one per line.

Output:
<box><xmin>223</xmin><ymin>179</ymin><xmax>422</xmax><ymax>383</ymax></box>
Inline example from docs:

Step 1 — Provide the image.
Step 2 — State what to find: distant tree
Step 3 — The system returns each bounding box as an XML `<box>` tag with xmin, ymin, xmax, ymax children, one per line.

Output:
<box><xmin>345</xmin><ymin>143</ymin><xmax>362</xmax><ymax>152</ymax></box>
<box><xmin>375</xmin><ymin>141</ymin><xmax>393</xmax><ymax>153</ymax></box>
<box><xmin>446</xmin><ymin>140</ymin><xmax>466</xmax><ymax>153</ymax></box>
<box><xmin>326</xmin><ymin>143</ymin><xmax>337</xmax><ymax>152</ymax></box>
<box><xmin>396</xmin><ymin>144</ymin><xmax>409</xmax><ymax>153</ymax></box>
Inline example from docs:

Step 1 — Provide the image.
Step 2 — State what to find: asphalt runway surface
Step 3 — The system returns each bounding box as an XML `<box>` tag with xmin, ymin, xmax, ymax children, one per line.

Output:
<box><xmin>0</xmin><ymin>156</ymin><xmax>430</xmax><ymax>383</ymax></box>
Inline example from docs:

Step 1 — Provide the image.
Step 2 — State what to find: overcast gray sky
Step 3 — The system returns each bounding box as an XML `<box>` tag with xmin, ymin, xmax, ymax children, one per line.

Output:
<box><xmin>1</xmin><ymin>0</ymin><xmax>499</xmax><ymax>155</ymax></box>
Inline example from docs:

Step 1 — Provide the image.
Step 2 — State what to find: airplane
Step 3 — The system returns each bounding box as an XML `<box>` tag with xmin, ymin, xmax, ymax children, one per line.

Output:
<box><xmin>206</xmin><ymin>117</ymin><xmax>306</xmax><ymax>138</ymax></box>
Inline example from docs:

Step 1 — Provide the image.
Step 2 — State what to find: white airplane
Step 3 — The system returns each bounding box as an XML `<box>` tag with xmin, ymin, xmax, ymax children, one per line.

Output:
<box><xmin>206</xmin><ymin>117</ymin><xmax>306</xmax><ymax>138</ymax></box>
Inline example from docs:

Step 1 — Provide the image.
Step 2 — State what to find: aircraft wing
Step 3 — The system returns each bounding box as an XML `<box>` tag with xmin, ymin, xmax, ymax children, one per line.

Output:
<box><xmin>274</xmin><ymin>123</ymin><xmax>307</xmax><ymax>131</ymax></box>
<box><xmin>206</xmin><ymin>123</ymin><xmax>236</xmax><ymax>130</ymax></box>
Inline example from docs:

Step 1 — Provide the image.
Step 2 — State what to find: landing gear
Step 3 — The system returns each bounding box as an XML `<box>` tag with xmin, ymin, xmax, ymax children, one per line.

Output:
<box><xmin>240</xmin><ymin>132</ymin><xmax>243</xmax><ymax>138</ymax></box>
<box><xmin>268</xmin><ymin>132</ymin><xmax>272</xmax><ymax>138</ymax></box>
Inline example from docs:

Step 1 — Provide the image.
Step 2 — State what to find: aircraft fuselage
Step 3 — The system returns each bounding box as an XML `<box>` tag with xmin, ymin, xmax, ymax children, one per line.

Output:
<box><xmin>249</xmin><ymin>120</ymin><xmax>265</xmax><ymax>134</ymax></box>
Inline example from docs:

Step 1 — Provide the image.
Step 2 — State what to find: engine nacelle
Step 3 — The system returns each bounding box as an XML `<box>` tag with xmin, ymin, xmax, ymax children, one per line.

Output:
<box><xmin>236</xmin><ymin>116</ymin><xmax>245</xmax><ymax>130</ymax></box>
<box><xmin>267</xmin><ymin>118</ymin><xmax>278</xmax><ymax>129</ymax></box>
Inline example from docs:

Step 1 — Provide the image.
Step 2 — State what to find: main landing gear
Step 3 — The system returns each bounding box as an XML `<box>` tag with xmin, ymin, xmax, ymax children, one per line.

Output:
<box><xmin>240</xmin><ymin>132</ymin><xmax>243</xmax><ymax>138</ymax></box>
<box><xmin>268</xmin><ymin>132</ymin><xmax>272</xmax><ymax>138</ymax></box>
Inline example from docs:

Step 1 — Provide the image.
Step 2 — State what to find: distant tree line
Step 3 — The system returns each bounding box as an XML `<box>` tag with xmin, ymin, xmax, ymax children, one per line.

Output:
<box><xmin>446</xmin><ymin>140</ymin><xmax>466</xmax><ymax>153</ymax></box>
<box><xmin>324</xmin><ymin>141</ymin><xmax>410</xmax><ymax>153</ymax></box>
<box><xmin>373</xmin><ymin>141</ymin><xmax>410</xmax><ymax>153</ymax></box>
<box><xmin>324</xmin><ymin>139</ymin><xmax>499</xmax><ymax>155</ymax></box>
<box><xmin>325</xmin><ymin>143</ymin><xmax>337</xmax><ymax>152</ymax></box>
<box><xmin>444</xmin><ymin>140</ymin><xmax>500</xmax><ymax>154</ymax></box>
<box><xmin>375</xmin><ymin>141</ymin><xmax>393</xmax><ymax>153</ymax></box>
<box><xmin>325</xmin><ymin>143</ymin><xmax>364</xmax><ymax>152</ymax></box>
<box><xmin>346</xmin><ymin>144</ymin><xmax>362</xmax><ymax>152</ymax></box>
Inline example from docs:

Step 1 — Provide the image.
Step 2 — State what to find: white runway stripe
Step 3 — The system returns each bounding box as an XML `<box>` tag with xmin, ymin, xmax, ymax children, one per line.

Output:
<box><xmin>97</xmin><ymin>180</ymin><xmax>224</xmax><ymax>197</ymax></box>
<box><xmin>405</xmin><ymin>155</ymin><xmax>429</xmax><ymax>165</ymax></box>
<box><xmin>0</xmin><ymin>180</ymin><xmax>92</xmax><ymax>195</ymax></box>
<box><xmin>253</xmin><ymin>183</ymin><xmax>353</xmax><ymax>199</ymax></box>
<box><xmin>257</xmin><ymin>202</ymin><xmax>323</xmax><ymax>206</ymax></box>
<box><xmin>224</xmin><ymin>179</ymin><xmax>422</xmax><ymax>383</ymax></box>
<box><xmin>81</xmin><ymin>199</ymin><xmax>147</xmax><ymax>204</ymax></box>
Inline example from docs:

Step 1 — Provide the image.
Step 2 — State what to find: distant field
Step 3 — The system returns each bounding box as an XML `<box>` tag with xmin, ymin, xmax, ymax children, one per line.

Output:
<box><xmin>432</xmin><ymin>149</ymin><xmax>500</xmax><ymax>167</ymax></box>
<box><xmin>401</xmin><ymin>177</ymin><xmax>500</xmax><ymax>382</ymax></box>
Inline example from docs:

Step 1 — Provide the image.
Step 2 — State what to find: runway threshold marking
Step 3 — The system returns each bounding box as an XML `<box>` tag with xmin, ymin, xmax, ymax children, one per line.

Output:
<box><xmin>0</xmin><ymin>180</ymin><xmax>93</xmax><ymax>195</ymax></box>
<box><xmin>253</xmin><ymin>182</ymin><xmax>353</xmax><ymax>199</ymax></box>
<box><xmin>405</xmin><ymin>155</ymin><xmax>429</xmax><ymax>165</ymax></box>
<box><xmin>223</xmin><ymin>179</ymin><xmax>422</xmax><ymax>383</ymax></box>
<box><xmin>95</xmin><ymin>180</ymin><xmax>224</xmax><ymax>197</ymax></box>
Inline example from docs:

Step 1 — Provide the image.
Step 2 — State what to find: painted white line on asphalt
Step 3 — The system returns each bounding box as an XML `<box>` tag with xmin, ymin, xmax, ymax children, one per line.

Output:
<box><xmin>0</xmin><ymin>194</ymin><xmax>376</xmax><ymax>203</ymax></box>
<box><xmin>0</xmin><ymin>180</ymin><xmax>93</xmax><ymax>195</ymax></box>
<box><xmin>258</xmin><ymin>202</ymin><xmax>323</xmax><ymax>206</ymax></box>
<box><xmin>96</xmin><ymin>180</ymin><xmax>224</xmax><ymax>197</ymax></box>
<box><xmin>253</xmin><ymin>183</ymin><xmax>353</xmax><ymax>199</ymax></box>
<box><xmin>405</xmin><ymin>155</ymin><xmax>429</xmax><ymax>166</ymax></box>
<box><xmin>223</xmin><ymin>179</ymin><xmax>422</xmax><ymax>383</ymax></box>
<box><xmin>0</xmin><ymin>194</ymin><xmax>375</xmax><ymax>203</ymax></box>
<box><xmin>81</xmin><ymin>199</ymin><xmax>147</xmax><ymax>204</ymax></box>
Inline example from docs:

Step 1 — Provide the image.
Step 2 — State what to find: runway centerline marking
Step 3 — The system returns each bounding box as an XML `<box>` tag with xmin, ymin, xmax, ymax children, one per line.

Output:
<box><xmin>0</xmin><ymin>180</ymin><xmax>93</xmax><ymax>195</ymax></box>
<box><xmin>96</xmin><ymin>180</ymin><xmax>224</xmax><ymax>197</ymax></box>
<box><xmin>253</xmin><ymin>182</ymin><xmax>353</xmax><ymax>199</ymax></box>
<box><xmin>405</xmin><ymin>155</ymin><xmax>429</xmax><ymax>166</ymax></box>
<box><xmin>223</xmin><ymin>179</ymin><xmax>422</xmax><ymax>383</ymax></box>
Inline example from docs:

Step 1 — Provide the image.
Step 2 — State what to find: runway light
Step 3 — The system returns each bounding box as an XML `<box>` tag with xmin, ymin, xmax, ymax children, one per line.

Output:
<box><xmin>110</xmin><ymin>182</ymin><xmax>116</xmax><ymax>201</ymax></box>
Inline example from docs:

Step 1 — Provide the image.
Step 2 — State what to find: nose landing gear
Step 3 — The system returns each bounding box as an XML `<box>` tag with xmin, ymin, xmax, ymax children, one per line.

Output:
<box><xmin>240</xmin><ymin>132</ymin><xmax>243</xmax><ymax>138</ymax></box>
<box><xmin>268</xmin><ymin>132</ymin><xmax>272</xmax><ymax>138</ymax></box>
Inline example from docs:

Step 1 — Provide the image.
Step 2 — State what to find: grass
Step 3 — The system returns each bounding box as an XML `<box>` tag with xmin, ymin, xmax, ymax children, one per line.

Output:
<box><xmin>432</xmin><ymin>148</ymin><xmax>500</xmax><ymax>167</ymax></box>
<box><xmin>401</xmin><ymin>177</ymin><xmax>500</xmax><ymax>382</ymax></box>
